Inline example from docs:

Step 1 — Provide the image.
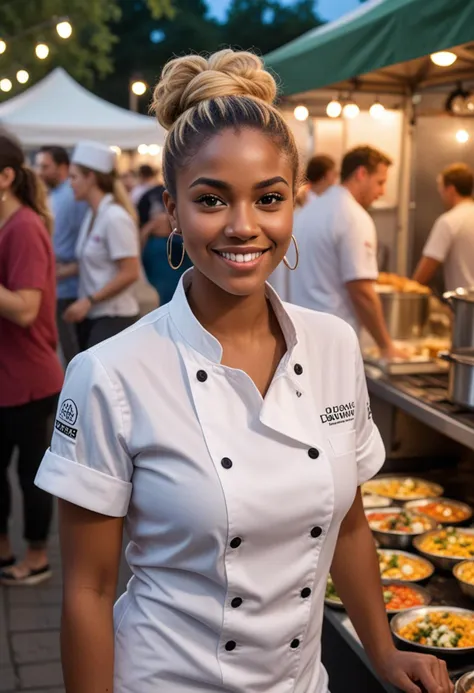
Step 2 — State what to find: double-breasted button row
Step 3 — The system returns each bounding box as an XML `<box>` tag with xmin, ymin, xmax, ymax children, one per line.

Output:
<box><xmin>225</xmin><ymin>637</ymin><xmax>302</xmax><ymax>652</ymax></box>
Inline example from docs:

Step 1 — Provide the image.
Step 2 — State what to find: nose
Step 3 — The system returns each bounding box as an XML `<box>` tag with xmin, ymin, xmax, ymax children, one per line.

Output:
<box><xmin>224</xmin><ymin>201</ymin><xmax>258</xmax><ymax>240</ymax></box>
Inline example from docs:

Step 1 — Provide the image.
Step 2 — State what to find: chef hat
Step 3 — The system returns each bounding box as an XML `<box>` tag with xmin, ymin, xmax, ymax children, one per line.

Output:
<box><xmin>71</xmin><ymin>141</ymin><xmax>117</xmax><ymax>174</ymax></box>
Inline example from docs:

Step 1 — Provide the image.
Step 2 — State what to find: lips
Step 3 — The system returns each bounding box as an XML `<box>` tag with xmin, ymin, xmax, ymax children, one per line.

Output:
<box><xmin>213</xmin><ymin>248</ymin><xmax>270</xmax><ymax>264</ymax></box>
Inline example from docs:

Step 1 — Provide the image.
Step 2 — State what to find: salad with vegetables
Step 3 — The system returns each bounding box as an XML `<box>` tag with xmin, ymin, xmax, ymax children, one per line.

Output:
<box><xmin>398</xmin><ymin>611</ymin><xmax>474</xmax><ymax>649</ymax></box>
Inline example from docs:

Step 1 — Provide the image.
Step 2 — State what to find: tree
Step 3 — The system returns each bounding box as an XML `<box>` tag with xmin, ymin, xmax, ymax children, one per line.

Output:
<box><xmin>0</xmin><ymin>0</ymin><xmax>172</xmax><ymax>97</ymax></box>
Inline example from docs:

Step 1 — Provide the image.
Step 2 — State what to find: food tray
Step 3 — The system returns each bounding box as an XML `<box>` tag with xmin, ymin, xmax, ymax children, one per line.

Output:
<box><xmin>363</xmin><ymin>354</ymin><xmax>448</xmax><ymax>375</ymax></box>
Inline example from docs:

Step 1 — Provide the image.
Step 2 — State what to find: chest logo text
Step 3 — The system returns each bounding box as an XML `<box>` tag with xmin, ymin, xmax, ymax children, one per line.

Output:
<box><xmin>320</xmin><ymin>402</ymin><xmax>355</xmax><ymax>426</ymax></box>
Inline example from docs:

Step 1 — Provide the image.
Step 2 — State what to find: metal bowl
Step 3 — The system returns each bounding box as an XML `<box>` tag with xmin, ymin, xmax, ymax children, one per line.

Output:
<box><xmin>365</xmin><ymin>507</ymin><xmax>438</xmax><ymax>549</ymax></box>
<box><xmin>405</xmin><ymin>498</ymin><xmax>473</xmax><ymax>526</ymax></box>
<box><xmin>382</xmin><ymin>579</ymin><xmax>431</xmax><ymax>615</ymax></box>
<box><xmin>362</xmin><ymin>475</ymin><xmax>444</xmax><ymax>502</ymax></box>
<box><xmin>413</xmin><ymin>528</ymin><xmax>474</xmax><ymax>571</ymax></box>
<box><xmin>455</xmin><ymin>670</ymin><xmax>474</xmax><ymax>692</ymax></box>
<box><xmin>363</xmin><ymin>494</ymin><xmax>392</xmax><ymax>509</ymax></box>
<box><xmin>453</xmin><ymin>560</ymin><xmax>474</xmax><ymax>601</ymax></box>
<box><xmin>377</xmin><ymin>549</ymin><xmax>435</xmax><ymax>582</ymax></box>
<box><xmin>391</xmin><ymin>606</ymin><xmax>474</xmax><ymax>655</ymax></box>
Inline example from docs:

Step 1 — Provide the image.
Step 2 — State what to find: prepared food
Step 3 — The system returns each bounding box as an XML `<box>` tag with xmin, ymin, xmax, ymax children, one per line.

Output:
<box><xmin>363</xmin><ymin>494</ymin><xmax>391</xmax><ymax>509</ymax></box>
<box><xmin>383</xmin><ymin>584</ymin><xmax>425</xmax><ymax>611</ymax></box>
<box><xmin>407</xmin><ymin>499</ymin><xmax>471</xmax><ymax>524</ymax></box>
<box><xmin>367</xmin><ymin>510</ymin><xmax>433</xmax><ymax>534</ymax></box>
<box><xmin>377</xmin><ymin>273</ymin><xmax>431</xmax><ymax>295</ymax></box>
<box><xmin>363</xmin><ymin>477</ymin><xmax>441</xmax><ymax>501</ymax></box>
<box><xmin>377</xmin><ymin>550</ymin><xmax>433</xmax><ymax>581</ymax></box>
<box><xmin>418</xmin><ymin>528</ymin><xmax>474</xmax><ymax>559</ymax></box>
<box><xmin>456</xmin><ymin>561</ymin><xmax>474</xmax><ymax>586</ymax></box>
<box><xmin>397</xmin><ymin>611</ymin><xmax>474</xmax><ymax>649</ymax></box>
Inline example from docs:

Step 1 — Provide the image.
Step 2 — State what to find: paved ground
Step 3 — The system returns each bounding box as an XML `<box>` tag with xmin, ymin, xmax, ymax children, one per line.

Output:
<box><xmin>0</xmin><ymin>455</ymin><xmax>130</xmax><ymax>692</ymax></box>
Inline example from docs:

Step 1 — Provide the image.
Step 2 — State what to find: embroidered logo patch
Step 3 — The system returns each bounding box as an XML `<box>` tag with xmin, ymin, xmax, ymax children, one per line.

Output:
<box><xmin>55</xmin><ymin>419</ymin><xmax>77</xmax><ymax>440</ymax></box>
<box><xmin>58</xmin><ymin>399</ymin><xmax>78</xmax><ymax>426</ymax></box>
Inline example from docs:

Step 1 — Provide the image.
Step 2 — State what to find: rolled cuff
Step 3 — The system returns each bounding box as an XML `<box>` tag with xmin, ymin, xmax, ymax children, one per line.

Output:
<box><xmin>35</xmin><ymin>449</ymin><xmax>132</xmax><ymax>517</ymax></box>
<box><xmin>356</xmin><ymin>426</ymin><xmax>385</xmax><ymax>486</ymax></box>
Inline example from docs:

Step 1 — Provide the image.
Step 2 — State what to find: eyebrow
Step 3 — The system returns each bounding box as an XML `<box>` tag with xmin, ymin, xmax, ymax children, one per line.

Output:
<box><xmin>189</xmin><ymin>176</ymin><xmax>289</xmax><ymax>190</ymax></box>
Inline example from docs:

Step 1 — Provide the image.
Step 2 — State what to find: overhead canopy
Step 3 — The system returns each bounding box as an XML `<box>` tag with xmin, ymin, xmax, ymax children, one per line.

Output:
<box><xmin>0</xmin><ymin>68</ymin><xmax>165</xmax><ymax>149</ymax></box>
<box><xmin>265</xmin><ymin>0</ymin><xmax>474</xmax><ymax>96</ymax></box>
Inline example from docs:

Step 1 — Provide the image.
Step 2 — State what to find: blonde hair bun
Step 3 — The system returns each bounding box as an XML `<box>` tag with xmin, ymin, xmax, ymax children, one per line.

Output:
<box><xmin>153</xmin><ymin>49</ymin><xmax>278</xmax><ymax>130</ymax></box>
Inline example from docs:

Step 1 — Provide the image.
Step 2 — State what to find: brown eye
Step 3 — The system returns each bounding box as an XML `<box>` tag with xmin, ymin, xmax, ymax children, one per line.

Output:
<box><xmin>258</xmin><ymin>193</ymin><xmax>285</xmax><ymax>206</ymax></box>
<box><xmin>196</xmin><ymin>195</ymin><xmax>225</xmax><ymax>208</ymax></box>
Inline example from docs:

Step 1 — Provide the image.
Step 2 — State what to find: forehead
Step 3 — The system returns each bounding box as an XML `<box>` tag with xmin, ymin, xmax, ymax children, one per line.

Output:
<box><xmin>371</xmin><ymin>163</ymin><xmax>388</xmax><ymax>178</ymax></box>
<box><xmin>36</xmin><ymin>152</ymin><xmax>54</xmax><ymax>165</ymax></box>
<box><xmin>177</xmin><ymin>128</ymin><xmax>293</xmax><ymax>188</ymax></box>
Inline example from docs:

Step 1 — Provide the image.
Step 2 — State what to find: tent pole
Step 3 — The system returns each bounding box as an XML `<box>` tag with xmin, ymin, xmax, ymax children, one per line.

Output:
<box><xmin>396</xmin><ymin>97</ymin><xmax>413</xmax><ymax>276</ymax></box>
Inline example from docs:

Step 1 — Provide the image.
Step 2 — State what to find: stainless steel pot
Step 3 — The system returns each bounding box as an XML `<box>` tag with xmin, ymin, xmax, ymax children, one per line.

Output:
<box><xmin>379</xmin><ymin>292</ymin><xmax>430</xmax><ymax>340</ymax></box>
<box><xmin>444</xmin><ymin>287</ymin><xmax>474</xmax><ymax>349</ymax></box>
<box><xmin>440</xmin><ymin>348</ymin><xmax>474</xmax><ymax>409</ymax></box>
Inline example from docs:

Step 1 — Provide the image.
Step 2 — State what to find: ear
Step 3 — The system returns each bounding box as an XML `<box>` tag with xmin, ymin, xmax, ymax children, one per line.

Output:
<box><xmin>0</xmin><ymin>166</ymin><xmax>15</xmax><ymax>190</ymax></box>
<box><xmin>163</xmin><ymin>190</ymin><xmax>178</xmax><ymax>231</ymax></box>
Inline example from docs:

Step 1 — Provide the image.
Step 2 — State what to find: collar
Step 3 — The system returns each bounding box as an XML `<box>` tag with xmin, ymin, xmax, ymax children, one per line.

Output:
<box><xmin>97</xmin><ymin>193</ymin><xmax>114</xmax><ymax>214</ymax></box>
<box><xmin>169</xmin><ymin>269</ymin><xmax>299</xmax><ymax>368</ymax></box>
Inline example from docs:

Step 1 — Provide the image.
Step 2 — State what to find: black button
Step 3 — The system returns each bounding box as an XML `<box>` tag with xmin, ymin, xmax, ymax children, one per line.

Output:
<box><xmin>231</xmin><ymin>597</ymin><xmax>243</xmax><ymax>608</ymax></box>
<box><xmin>311</xmin><ymin>526</ymin><xmax>322</xmax><ymax>538</ymax></box>
<box><xmin>221</xmin><ymin>457</ymin><xmax>233</xmax><ymax>469</ymax></box>
<box><xmin>290</xmin><ymin>638</ymin><xmax>300</xmax><ymax>649</ymax></box>
<box><xmin>230</xmin><ymin>537</ymin><xmax>242</xmax><ymax>549</ymax></box>
<box><xmin>225</xmin><ymin>640</ymin><xmax>236</xmax><ymax>651</ymax></box>
<box><xmin>197</xmin><ymin>370</ymin><xmax>208</xmax><ymax>382</ymax></box>
<box><xmin>294</xmin><ymin>363</ymin><xmax>303</xmax><ymax>375</ymax></box>
<box><xmin>301</xmin><ymin>587</ymin><xmax>311</xmax><ymax>598</ymax></box>
<box><xmin>308</xmin><ymin>448</ymin><xmax>319</xmax><ymax>459</ymax></box>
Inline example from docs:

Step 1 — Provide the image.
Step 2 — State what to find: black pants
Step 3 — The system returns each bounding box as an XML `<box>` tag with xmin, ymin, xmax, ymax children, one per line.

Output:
<box><xmin>0</xmin><ymin>394</ymin><xmax>59</xmax><ymax>546</ymax></box>
<box><xmin>77</xmin><ymin>315</ymin><xmax>138</xmax><ymax>351</ymax></box>
<box><xmin>57</xmin><ymin>298</ymin><xmax>80</xmax><ymax>366</ymax></box>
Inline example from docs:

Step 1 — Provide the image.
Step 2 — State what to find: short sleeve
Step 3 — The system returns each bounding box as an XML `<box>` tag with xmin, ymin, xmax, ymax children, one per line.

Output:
<box><xmin>35</xmin><ymin>351</ymin><xmax>133</xmax><ymax>516</ymax></box>
<box><xmin>338</xmin><ymin>212</ymin><xmax>379</xmax><ymax>283</ymax></box>
<box><xmin>7</xmin><ymin>216</ymin><xmax>49</xmax><ymax>291</ymax></box>
<box><xmin>352</xmin><ymin>330</ymin><xmax>385</xmax><ymax>485</ymax></box>
<box><xmin>105</xmin><ymin>207</ymin><xmax>139</xmax><ymax>261</ymax></box>
<box><xmin>422</xmin><ymin>216</ymin><xmax>453</xmax><ymax>262</ymax></box>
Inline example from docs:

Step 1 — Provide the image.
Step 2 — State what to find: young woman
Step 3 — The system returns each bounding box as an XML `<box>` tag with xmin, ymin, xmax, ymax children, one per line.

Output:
<box><xmin>0</xmin><ymin>132</ymin><xmax>63</xmax><ymax>586</ymax></box>
<box><xmin>35</xmin><ymin>52</ymin><xmax>452</xmax><ymax>693</ymax></box>
<box><xmin>58</xmin><ymin>141</ymin><xmax>140</xmax><ymax>350</ymax></box>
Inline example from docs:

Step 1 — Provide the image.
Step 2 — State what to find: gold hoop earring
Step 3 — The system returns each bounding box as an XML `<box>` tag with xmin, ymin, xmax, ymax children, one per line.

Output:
<box><xmin>0</xmin><ymin>192</ymin><xmax>7</xmax><ymax>203</ymax></box>
<box><xmin>167</xmin><ymin>228</ymin><xmax>186</xmax><ymax>270</ymax></box>
<box><xmin>283</xmin><ymin>235</ymin><xmax>299</xmax><ymax>271</ymax></box>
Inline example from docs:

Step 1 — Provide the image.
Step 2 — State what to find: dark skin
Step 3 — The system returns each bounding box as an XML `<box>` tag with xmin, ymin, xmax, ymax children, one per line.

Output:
<box><xmin>58</xmin><ymin>127</ymin><xmax>452</xmax><ymax>693</ymax></box>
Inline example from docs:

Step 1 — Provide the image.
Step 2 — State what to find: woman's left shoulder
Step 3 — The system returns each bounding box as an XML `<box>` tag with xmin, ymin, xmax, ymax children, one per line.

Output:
<box><xmin>284</xmin><ymin>302</ymin><xmax>357</xmax><ymax>352</ymax></box>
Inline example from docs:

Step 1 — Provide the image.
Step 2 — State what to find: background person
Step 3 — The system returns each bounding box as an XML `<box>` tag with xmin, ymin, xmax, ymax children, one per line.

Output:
<box><xmin>35</xmin><ymin>145</ymin><xmax>88</xmax><ymax>364</ymax></box>
<box><xmin>0</xmin><ymin>133</ymin><xmax>63</xmax><ymax>586</ymax></box>
<box><xmin>60</xmin><ymin>141</ymin><xmax>140</xmax><ymax>350</ymax></box>
<box><xmin>413</xmin><ymin>163</ymin><xmax>474</xmax><ymax>292</ymax></box>
<box><xmin>289</xmin><ymin>146</ymin><xmax>404</xmax><ymax>360</ymax></box>
<box><xmin>131</xmin><ymin>163</ymin><xmax>157</xmax><ymax>205</ymax></box>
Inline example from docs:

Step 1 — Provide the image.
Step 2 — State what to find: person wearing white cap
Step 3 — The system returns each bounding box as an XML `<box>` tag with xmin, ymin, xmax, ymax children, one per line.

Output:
<box><xmin>58</xmin><ymin>141</ymin><xmax>140</xmax><ymax>349</ymax></box>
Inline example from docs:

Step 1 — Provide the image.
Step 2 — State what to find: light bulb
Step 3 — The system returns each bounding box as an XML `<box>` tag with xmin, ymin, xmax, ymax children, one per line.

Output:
<box><xmin>16</xmin><ymin>70</ymin><xmax>29</xmax><ymax>84</ymax></box>
<box><xmin>430</xmin><ymin>51</ymin><xmax>457</xmax><ymax>67</ymax></box>
<box><xmin>370</xmin><ymin>102</ymin><xmax>385</xmax><ymax>120</ymax></box>
<box><xmin>110</xmin><ymin>146</ymin><xmax>122</xmax><ymax>156</ymax></box>
<box><xmin>35</xmin><ymin>43</ymin><xmax>49</xmax><ymax>60</ymax></box>
<box><xmin>131</xmin><ymin>80</ymin><xmax>147</xmax><ymax>96</ymax></box>
<box><xmin>293</xmin><ymin>105</ymin><xmax>309</xmax><ymax>122</ymax></box>
<box><xmin>148</xmin><ymin>144</ymin><xmax>161</xmax><ymax>156</ymax></box>
<box><xmin>56</xmin><ymin>21</ymin><xmax>72</xmax><ymax>39</ymax></box>
<box><xmin>137</xmin><ymin>144</ymin><xmax>149</xmax><ymax>155</ymax></box>
<box><xmin>451</xmin><ymin>94</ymin><xmax>466</xmax><ymax>115</ymax></box>
<box><xmin>456</xmin><ymin>129</ymin><xmax>469</xmax><ymax>144</ymax></box>
<box><xmin>0</xmin><ymin>40</ymin><xmax>6</xmax><ymax>55</ymax></box>
<box><xmin>326</xmin><ymin>100</ymin><xmax>342</xmax><ymax>118</ymax></box>
<box><xmin>343</xmin><ymin>102</ymin><xmax>360</xmax><ymax>119</ymax></box>
<box><xmin>466</xmin><ymin>94</ymin><xmax>474</xmax><ymax>113</ymax></box>
<box><xmin>0</xmin><ymin>78</ymin><xmax>12</xmax><ymax>92</ymax></box>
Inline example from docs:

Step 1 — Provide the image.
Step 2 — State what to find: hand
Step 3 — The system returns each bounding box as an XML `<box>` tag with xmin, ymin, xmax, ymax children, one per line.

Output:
<box><xmin>377</xmin><ymin>649</ymin><xmax>453</xmax><ymax>693</ymax></box>
<box><xmin>380</xmin><ymin>344</ymin><xmax>411</xmax><ymax>361</ymax></box>
<box><xmin>56</xmin><ymin>263</ymin><xmax>67</xmax><ymax>280</ymax></box>
<box><xmin>63</xmin><ymin>298</ymin><xmax>91</xmax><ymax>324</ymax></box>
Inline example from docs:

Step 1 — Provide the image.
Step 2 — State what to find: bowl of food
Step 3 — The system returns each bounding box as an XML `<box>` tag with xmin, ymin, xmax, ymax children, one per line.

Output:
<box><xmin>455</xmin><ymin>670</ymin><xmax>474</xmax><ymax>692</ymax></box>
<box><xmin>362</xmin><ymin>476</ymin><xmax>443</xmax><ymax>502</ymax></box>
<box><xmin>391</xmin><ymin>606</ymin><xmax>474</xmax><ymax>655</ymax></box>
<box><xmin>413</xmin><ymin>528</ymin><xmax>474</xmax><ymax>571</ymax></box>
<box><xmin>365</xmin><ymin>507</ymin><xmax>438</xmax><ymax>549</ymax></box>
<box><xmin>382</xmin><ymin>580</ymin><xmax>431</xmax><ymax>615</ymax></box>
<box><xmin>405</xmin><ymin>498</ymin><xmax>472</xmax><ymax>526</ymax></box>
<box><xmin>377</xmin><ymin>549</ymin><xmax>435</xmax><ymax>582</ymax></box>
<box><xmin>363</xmin><ymin>494</ymin><xmax>392</xmax><ymax>509</ymax></box>
<box><xmin>325</xmin><ymin>575</ymin><xmax>344</xmax><ymax>609</ymax></box>
<box><xmin>453</xmin><ymin>560</ymin><xmax>474</xmax><ymax>601</ymax></box>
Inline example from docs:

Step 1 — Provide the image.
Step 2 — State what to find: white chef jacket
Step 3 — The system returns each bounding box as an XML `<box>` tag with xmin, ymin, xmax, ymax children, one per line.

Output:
<box><xmin>35</xmin><ymin>269</ymin><xmax>385</xmax><ymax>693</ymax></box>
<box><xmin>76</xmin><ymin>193</ymin><xmax>139</xmax><ymax>318</ymax></box>
<box><xmin>288</xmin><ymin>186</ymin><xmax>379</xmax><ymax>331</ymax></box>
<box><xmin>422</xmin><ymin>199</ymin><xmax>474</xmax><ymax>291</ymax></box>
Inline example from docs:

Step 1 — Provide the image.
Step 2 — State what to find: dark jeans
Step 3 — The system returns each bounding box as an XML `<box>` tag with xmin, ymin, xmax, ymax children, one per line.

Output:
<box><xmin>0</xmin><ymin>393</ymin><xmax>59</xmax><ymax>546</ymax></box>
<box><xmin>77</xmin><ymin>315</ymin><xmax>138</xmax><ymax>351</ymax></box>
<box><xmin>57</xmin><ymin>298</ymin><xmax>80</xmax><ymax>365</ymax></box>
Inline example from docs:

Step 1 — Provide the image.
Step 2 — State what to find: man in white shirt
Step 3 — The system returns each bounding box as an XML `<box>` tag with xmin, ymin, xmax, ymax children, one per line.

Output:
<box><xmin>289</xmin><ymin>145</ymin><xmax>401</xmax><ymax>360</ymax></box>
<box><xmin>413</xmin><ymin>163</ymin><xmax>474</xmax><ymax>291</ymax></box>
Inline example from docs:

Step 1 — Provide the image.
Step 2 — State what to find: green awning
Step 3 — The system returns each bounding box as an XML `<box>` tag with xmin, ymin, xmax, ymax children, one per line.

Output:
<box><xmin>265</xmin><ymin>0</ymin><xmax>474</xmax><ymax>96</ymax></box>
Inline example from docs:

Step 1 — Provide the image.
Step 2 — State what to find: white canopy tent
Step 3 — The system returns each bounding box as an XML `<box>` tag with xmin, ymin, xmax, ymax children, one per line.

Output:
<box><xmin>0</xmin><ymin>68</ymin><xmax>165</xmax><ymax>149</ymax></box>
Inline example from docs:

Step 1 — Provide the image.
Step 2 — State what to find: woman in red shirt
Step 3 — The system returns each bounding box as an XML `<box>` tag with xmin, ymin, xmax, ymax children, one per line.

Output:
<box><xmin>0</xmin><ymin>132</ymin><xmax>64</xmax><ymax>585</ymax></box>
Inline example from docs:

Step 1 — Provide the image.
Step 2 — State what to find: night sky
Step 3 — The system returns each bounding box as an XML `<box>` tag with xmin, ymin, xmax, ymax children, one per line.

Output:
<box><xmin>208</xmin><ymin>0</ymin><xmax>360</xmax><ymax>22</ymax></box>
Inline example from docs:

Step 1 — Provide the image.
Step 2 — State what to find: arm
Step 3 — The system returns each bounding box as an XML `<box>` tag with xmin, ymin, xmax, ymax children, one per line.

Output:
<box><xmin>345</xmin><ymin>279</ymin><xmax>398</xmax><ymax>359</ymax></box>
<box><xmin>57</xmin><ymin>262</ymin><xmax>79</xmax><ymax>280</ymax></box>
<box><xmin>59</xmin><ymin>500</ymin><xmax>123</xmax><ymax>693</ymax></box>
<box><xmin>0</xmin><ymin>286</ymin><xmax>42</xmax><ymax>327</ymax></box>
<box><xmin>413</xmin><ymin>256</ymin><xmax>441</xmax><ymax>286</ymax></box>
<box><xmin>331</xmin><ymin>489</ymin><xmax>452</xmax><ymax>693</ymax></box>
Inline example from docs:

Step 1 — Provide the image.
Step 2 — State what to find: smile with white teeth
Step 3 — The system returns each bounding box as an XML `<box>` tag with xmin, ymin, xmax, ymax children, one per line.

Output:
<box><xmin>216</xmin><ymin>251</ymin><xmax>264</xmax><ymax>263</ymax></box>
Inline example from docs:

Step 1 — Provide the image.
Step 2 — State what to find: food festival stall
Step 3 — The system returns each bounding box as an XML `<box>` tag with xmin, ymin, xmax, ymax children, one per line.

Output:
<box><xmin>266</xmin><ymin>1</ymin><xmax>474</xmax><ymax>690</ymax></box>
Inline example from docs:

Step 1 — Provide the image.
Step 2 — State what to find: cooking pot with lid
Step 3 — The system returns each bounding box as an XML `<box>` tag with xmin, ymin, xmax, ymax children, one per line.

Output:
<box><xmin>440</xmin><ymin>348</ymin><xmax>474</xmax><ymax>410</ymax></box>
<box><xmin>443</xmin><ymin>287</ymin><xmax>474</xmax><ymax>349</ymax></box>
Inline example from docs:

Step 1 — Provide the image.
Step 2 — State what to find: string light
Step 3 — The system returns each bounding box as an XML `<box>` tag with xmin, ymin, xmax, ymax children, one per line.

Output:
<box><xmin>0</xmin><ymin>40</ymin><xmax>6</xmax><ymax>55</ymax></box>
<box><xmin>293</xmin><ymin>105</ymin><xmax>309</xmax><ymax>122</ymax></box>
<box><xmin>56</xmin><ymin>20</ymin><xmax>72</xmax><ymax>39</ymax></box>
<box><xmin>370</xmin><ymin>101</ymin><xmax>385</xmax><ymax>120</ymax></box>
<box><xmin>35</xmin><ymin>43</ymin><xmax>49</xmax><ymax>60</ymax></box>
<box><xmin>0</xmin><ymin>78</ymin><xmax>13</xmax><ymax>92</ymax></box>
<box><xmin>137</xmin><ymin>144</ymin><xmax>149</xmax><ymax>155</ymax></box>
<box><xmin>326</xmin><ymin>100</ymin><xmax>342</xmax><ymax>118</ymax></box>
<box><xmin>148</xmin><ymin>144</ymin><xmax>161</xmax><ymax>156</ymax></box>
<box><xmin>456</xmin><ymin>129</ymin><xmax>469</xmax><ymax>144</ymax></box>
<box><xmin>431</xmin><ymin>51</ymin><xmax>457</xmax><ymax>67</ymax></box>
<box><xmin>343</xmin><ymin>102</ymin><xmax>360</xmax><ymax>119</ymax></box>
<box><xmin>16</xmin><ymin>70</ymin><xmax>29</xmax><ymax>84</ymax></box>
<box><xmin>131</xmin><ymin>80</ymin><xmax>147</xmax><ymax>96</ymax></box>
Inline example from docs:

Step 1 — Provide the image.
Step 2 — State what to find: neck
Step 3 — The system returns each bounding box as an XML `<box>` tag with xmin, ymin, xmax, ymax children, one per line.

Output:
<box><xmin>342</xmin><ymin>180</ymin><xmax>363</xmax><ymax>206</ymax></box>
<box><xmin>452</xmin><ymin>194</ymin><xmax>472</xmax><ymax>208</ymax></box>
<box><xmin>88</xmin><ymin>188</ymin><xmax>107</xmax><ymax>213</ymax></box>
<box><xmin>0</xmin><ymin>194</ymin><xmax>22</xmax><ymax>226</ymax></box>
<box><xmin>310</xmin><ymin>181</ymin><xmax>327</xmax><ymax>196</ymax></box>
<box><xmin>187</xmin><ymin>269</ymin><xmax>272</xmax><ymax>342</ymax></box>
